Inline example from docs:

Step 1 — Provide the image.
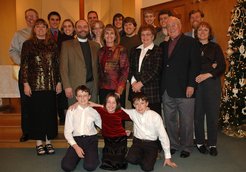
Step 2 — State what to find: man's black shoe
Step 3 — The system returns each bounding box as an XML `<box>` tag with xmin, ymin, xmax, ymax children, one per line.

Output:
<box><xmin>180</xmin><ymin>151</ymin><xmax>190</xmax><ymax>158</ymax></box>
<box><xmin>20</xmin><ymin>134</ymin><xmax>29</xmax><ymax>142</ymax></box>
<box><xmin>170</xmin><ymin>149</ymin><xmax>177</xmax><ymax>155</ymax></box>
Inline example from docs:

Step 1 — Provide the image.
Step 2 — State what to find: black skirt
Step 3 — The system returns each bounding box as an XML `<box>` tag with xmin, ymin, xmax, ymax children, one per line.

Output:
<box><xmin>27</xmin><ymin>91</ymin><xmax>58</xmax><ymax>140</ymax></box>
<box><xmin>100</xmin><ymin>135</ymin><xmax>128</xmax><ymax>170</ymax></box>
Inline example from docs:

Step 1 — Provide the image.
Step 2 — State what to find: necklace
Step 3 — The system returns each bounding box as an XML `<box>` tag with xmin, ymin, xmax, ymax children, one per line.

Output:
<box><xmin>200</xmin><ymin>45</ymin><xmax>208</xmax><ymax>56</ymax></box>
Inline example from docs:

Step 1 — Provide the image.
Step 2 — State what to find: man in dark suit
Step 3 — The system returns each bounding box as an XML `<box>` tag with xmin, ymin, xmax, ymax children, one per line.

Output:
<box><xmin>60</xmin><ymin>19</ymin><xmax>100</xmax><ymax>105</ymax></box>
<box><xmin>47</xmin><ymin>11</ymin><xmax>67</xmax><ymax>125</ymax></box>
<box><xmin>160</xmin><ymin>16</ymin><xmax>201</xmax><ymax>158</ymax></box>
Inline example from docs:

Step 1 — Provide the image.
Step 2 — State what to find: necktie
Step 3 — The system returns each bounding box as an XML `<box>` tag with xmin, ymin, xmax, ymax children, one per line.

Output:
<box><xmin>54</xmin><ymin>31</ymin><xmax>58</xmax><ymax>42</ymax></box>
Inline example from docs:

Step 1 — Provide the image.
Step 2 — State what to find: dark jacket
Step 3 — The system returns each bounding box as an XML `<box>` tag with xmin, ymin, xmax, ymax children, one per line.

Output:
<box><xmin>129</xmin><ymin>45</ymin><xmax>163</xmax><ymax>103</ymax></box>
<box><xmin>160</xmin><ymin>34</ymin><xmax>201</xmax><ymax>98</ymax></box>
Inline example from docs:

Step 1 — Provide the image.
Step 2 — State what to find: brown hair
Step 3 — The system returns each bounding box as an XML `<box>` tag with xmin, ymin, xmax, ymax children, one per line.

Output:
<box><xmin>189</xmin><ymin>9</ymin><xmax>204</xmax><ymax>19</ymax></box>
<box><xmin>138</xmin><ymin>24</ymin><xmax>156</xmax><ymax>40</ymax></box>
<box><xmin>91</xmin><ymin>20</ymin><xmax>105</xmax><ymax>30</ymax></box>
<box><xmin>75</xmin><ymin>85</ymin><xmax>91</xmax><ymax>96</ymax></box>
<box><xmin>61</xmin><ymin>19</ymin><xmax>75</xmax><ymax>35</ymax></box>
<box><xmin>103</xmin><ymin>93</ymin><xmax>121</xmax><ymax>111</ymax></box>
<box><xmin>144</xmin><ymin>9</ymin><xmax>155</xmax><ymax>16</ymax></box>
<box><xmin>112</xmin><ymin>13</ymin><xmax>124</xmax><ymax>26</ymax></box>
<box><xmin>194</xmin><ymin>21</ymin><xmax>214</xmax><ymax>41</ymax></box>
<box><xmin>102</xmin><ymin>24</ymin><xmax>120</xmax><ymax>45</ymax></box>
<box><xmin>132</xmin><ymin>92</ymin><xmax>149</xmax><ymax>104</ymax></box>
<box><xmin>31</xmin><ymin>18</ymin><xmax>51</xmax><ymax>44</ymax></box>
<box><xmin>123</xmin><ymin>17</ymin><xmax>137</xmax><ymax>27</ymax></box>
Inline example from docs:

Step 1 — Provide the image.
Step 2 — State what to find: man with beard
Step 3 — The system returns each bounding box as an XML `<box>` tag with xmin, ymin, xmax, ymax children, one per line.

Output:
<box><xmin>60</xmin><ymin>19</ymin><xmax>100</xmax><ymax>105</ymax></box>
<box><xmin>185</xmin><ymin>9</ymin><xmax>204</xmax><ymax>38</ymax></box>
<box><xmin>185</xmin><ymin>10</ymin><xmax>216</xmax><ymax>42</ymax></box>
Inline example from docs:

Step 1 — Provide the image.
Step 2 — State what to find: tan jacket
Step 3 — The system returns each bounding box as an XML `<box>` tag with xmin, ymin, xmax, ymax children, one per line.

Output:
<box><xmin>60</xmin><ymin>39</ymin><xmax>100</xmax><ymax>95</ymax></box>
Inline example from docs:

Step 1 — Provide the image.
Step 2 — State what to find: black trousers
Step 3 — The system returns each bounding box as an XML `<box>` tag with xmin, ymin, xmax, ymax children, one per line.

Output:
<box><xmin>18</xmin><ymin>70</ymin><xmax>29</xmax><ymax>135</ymax></box>
<box><xmin>194</xmin><ymin>78</ymin><xmax>221</xmax><ymax>146</ymax></box>
<box><xmin>126</xmin><ymin>137</ymin><xmax>158</xmax><ymax>172</ymax></box>
<box><xmin>56</xmin><ymin>90</ymin><xmax>68</xmax><ymax>122</ymax></box>
<box><xmin>61</xmin><ymin>135</ymin><xmax>99</xmax><ymax>172</ymax></box>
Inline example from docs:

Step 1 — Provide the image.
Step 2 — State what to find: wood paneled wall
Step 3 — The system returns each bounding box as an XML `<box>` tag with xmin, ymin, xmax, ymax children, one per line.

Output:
<box><xmin>141</xmin><ymin>0</ymin><xmax>237</xmax><ymax>52</ymax></box>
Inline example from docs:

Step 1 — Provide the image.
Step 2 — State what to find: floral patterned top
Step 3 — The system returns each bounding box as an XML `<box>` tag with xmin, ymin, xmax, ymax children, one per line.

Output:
<box><xmin>98</xmin><ymin>45</ymin><xmax>129</xmax><ymax>95</ymax></box>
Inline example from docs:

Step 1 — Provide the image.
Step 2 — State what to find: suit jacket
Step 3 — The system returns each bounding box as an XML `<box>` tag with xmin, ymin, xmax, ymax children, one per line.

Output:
<box><xmin>160</xmin><ymin>34</ymin><xmax>201</xmax><ymax>98</ymax></box>
<box><xmin>129</xmin><ymin>45</ymin><xmax>163</xmax><ymax>103</ymax></box>
<box><xmin>60</xmin><ymin>39</ymin><xmax>100</xmax><ymax>95</ymax></box>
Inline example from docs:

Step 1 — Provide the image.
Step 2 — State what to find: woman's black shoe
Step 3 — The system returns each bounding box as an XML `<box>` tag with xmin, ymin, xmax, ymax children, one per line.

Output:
<box><xmin>197</xmin><ymin>145</ymin><xmax>208</xmax><ymax>154</ymax></box>
<box><xmin>209</xmin><ymin>147</ymin><xmax>218</xmax><ymax>156</ymax></box>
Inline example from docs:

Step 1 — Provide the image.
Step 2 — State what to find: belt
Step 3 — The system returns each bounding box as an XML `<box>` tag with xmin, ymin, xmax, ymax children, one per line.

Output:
<box><xmin>74</xmin><ymin>135</ymin><xmax>94</xmax><ymax>138</ymax></box>
<box><xmin>134</xmin><ymin>137</ymin><xmax>157</xmax><ymax>143</ymax></box>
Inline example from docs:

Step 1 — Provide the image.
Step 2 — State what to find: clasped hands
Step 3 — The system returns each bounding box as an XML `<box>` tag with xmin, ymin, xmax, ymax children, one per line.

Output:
<box><xmin>131</xmin><ymin>81</ymin><xmax>143</xmax><ymax>92</ymax></box>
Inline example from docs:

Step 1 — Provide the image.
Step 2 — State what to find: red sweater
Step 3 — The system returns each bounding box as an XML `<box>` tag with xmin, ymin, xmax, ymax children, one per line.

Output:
<box><xmin>94</xmin><ymin>107</ymin><xmax>130</xmax><ymax>138</ymax></box>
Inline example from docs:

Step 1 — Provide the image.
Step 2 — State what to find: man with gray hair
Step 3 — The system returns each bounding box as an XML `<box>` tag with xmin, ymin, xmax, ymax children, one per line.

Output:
<box><xmin>160</xmin><ymin>16</ymin><xmax>201</xmax><ymax>158</ymax></box>
<box><xmin>9</xmin><ymin>8</ymin><xmax>39</xmax><ymax>142</ymax></box>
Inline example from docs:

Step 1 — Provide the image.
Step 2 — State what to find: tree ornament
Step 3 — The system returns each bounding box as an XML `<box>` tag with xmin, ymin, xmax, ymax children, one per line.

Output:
<box><xmin>242</xmin><ymin>107</ymin><xmax>246</xmax><ymax>115</ymax></box>
<box><xmin>226</xmin><ymin>71</ymin><xmax>231</xmax><ymax>77</ymax></box>
<box><xmin>239</xmin><ymin>44</ymin><xmax>245</xmax><ymax>56</ymax></box>
<box><xmin>227</xmin><ymin>48</ymin><xmax>234</xmax><ymax>56</ymax></box>
<box><xmin>237</xmin><ymin>28</ymin><xmax>244</xmax><ymax>39</ymax></box>
<box><xmin>224</xmin><ymin>95</ymin><xmax>229</xmax><ymax>102</ymax></box>
<box><xmin>239</xmin><ymin>78</ymin><xmax>245</xmax><ymax>87</ymax></box>
<box><xmin>224</xmin><ymin>113</ymin><xmax>230</xmax><ymax>123</ymax></box>
<box><xmin>232</xmin><ymin>84</ymin><xmax>238</xmax><ymax>97</ymax></box>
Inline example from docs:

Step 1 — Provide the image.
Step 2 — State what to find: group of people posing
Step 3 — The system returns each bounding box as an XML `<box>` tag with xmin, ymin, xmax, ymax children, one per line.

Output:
<box><xmin>9</xmin><ymin>8</ymin><xmax>226</xmax><ymax>172</ymax></box>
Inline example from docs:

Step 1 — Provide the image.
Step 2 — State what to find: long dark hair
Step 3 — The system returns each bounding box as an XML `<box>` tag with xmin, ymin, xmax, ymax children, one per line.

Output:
<box><xmin>103</xmin><ymin>93</ymin><xmax>121</xmax><ymax>111</ymax></box>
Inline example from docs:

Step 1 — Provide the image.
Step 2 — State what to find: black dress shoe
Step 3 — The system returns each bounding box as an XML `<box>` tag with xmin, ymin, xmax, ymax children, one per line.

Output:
<box><xmin>171</xmin><ymin>149</ymin><xmax>177</xmax><ymax>155</ymax></box>
<box><xmin>209</xmin><ymin>147</ymin><xmax>218</xmax><ymax>156</ymax></box>
<box><xmin>19</xmin><ymin>134</ymin><xmax>29</xmax><ymax>142</ymax></box>
<box><xmin>180</xmin><ymin>151</ymin><xmax>190</xmax><ymax>158</ymax></box>
<box><xmin>197</xmin><ymin>145</ymin><xmax>208</xmax><ymax>154</ymax></box>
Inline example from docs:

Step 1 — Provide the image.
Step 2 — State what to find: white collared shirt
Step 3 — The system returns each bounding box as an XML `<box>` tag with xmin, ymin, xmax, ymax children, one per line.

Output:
<box><xmin>131</xmin><ymin>43</ymin><xmax>154</xmax><ymax>84</ymax></box>
<box><xmin>122</xmin><ymin>108</ymin><xmax>171</xmax><ymax>159</ymax></box>
<box><xmin>77</xmin><ymin>37</ymin><xmax>88</xmax><ymax>42</ymax></box>
<box><xmin>64</xmin><ymin>105</ymin><xmax>102</xmax><ymax>146</ymax></box>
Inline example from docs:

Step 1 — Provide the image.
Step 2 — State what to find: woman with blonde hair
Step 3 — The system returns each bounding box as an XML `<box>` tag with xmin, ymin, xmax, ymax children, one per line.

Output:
<box><xmin>98</xmin><ymin>24</ymin><xmax>129</xmax><ymax>107</ymax></box>
<box><xmin>91</xmin><ymin>20</ymin><xmax>105</xmax><ymax>47</ymax></box>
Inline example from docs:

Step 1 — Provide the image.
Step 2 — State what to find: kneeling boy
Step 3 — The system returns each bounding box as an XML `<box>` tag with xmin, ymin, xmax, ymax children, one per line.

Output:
<box><xmin>123</xmin><ymin>93</ymin><xmax>177</xmax><ymax>171</ymax></box>
<box><xmin>61</xmin><ymin>85</ymin><xmax>102</xmax><ymax>171</ymax></box>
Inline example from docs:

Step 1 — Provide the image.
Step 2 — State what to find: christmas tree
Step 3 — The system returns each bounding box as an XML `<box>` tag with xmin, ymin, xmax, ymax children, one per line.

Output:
<box><xmin>220</xmin><ymin>0</ymin><xmax>246</xmax><ymax>138</ymax></box>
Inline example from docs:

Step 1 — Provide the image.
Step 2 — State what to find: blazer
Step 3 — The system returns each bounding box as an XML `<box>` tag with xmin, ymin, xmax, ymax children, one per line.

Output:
<box><xmin>160</xmin><ymin>34</ymin><xmax>201</xmax><ymax>98</ymax></box>
<box><xmin>60</xmin><ymin>39</ymin><xmax>100</xmax><ymax>94</ymax></box>
<box><xmin>129</xmin><ymin>45</ymin><xmax>163</xmax><ymax>103</ymax></box>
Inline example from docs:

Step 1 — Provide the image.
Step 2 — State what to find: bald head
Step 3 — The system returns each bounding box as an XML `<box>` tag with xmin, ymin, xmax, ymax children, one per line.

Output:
<box><xmin>167</xmin><ymin>16</ymin><xmax>182</xmax><ymax>39</ymax></box>
<box><xmin>75</xmin><ymin>19</ymin><xmax>89</xmax><ymax>39</ymax></box>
